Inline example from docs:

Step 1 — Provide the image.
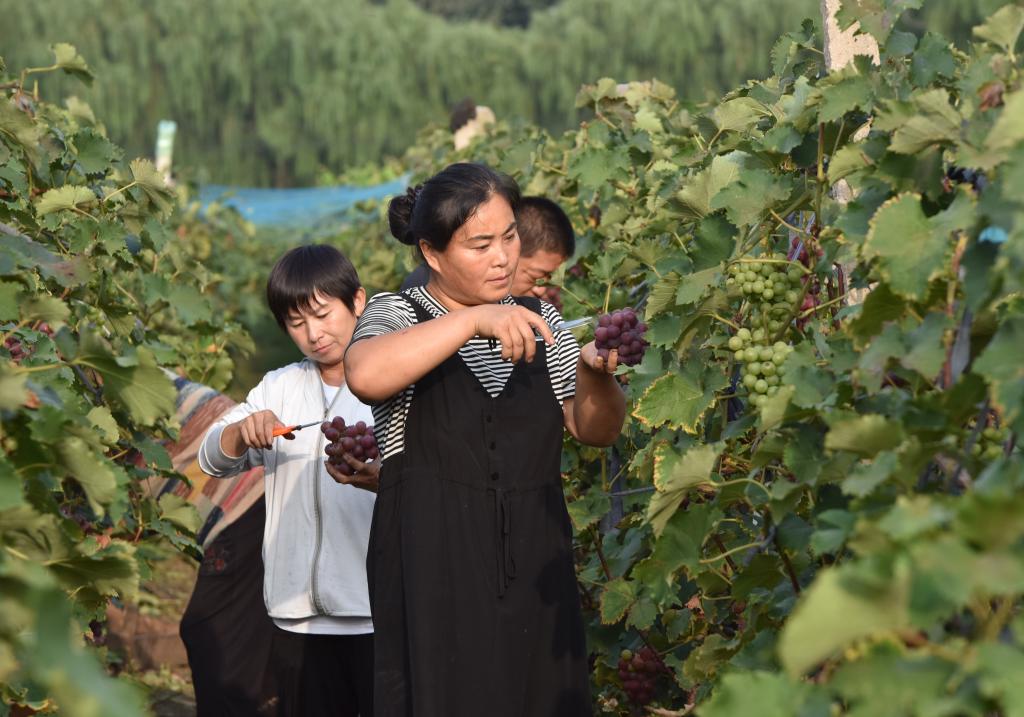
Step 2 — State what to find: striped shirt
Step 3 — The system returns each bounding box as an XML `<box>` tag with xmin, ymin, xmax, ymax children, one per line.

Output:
<box><xmin>349</xmin><ymin>286</ymin><xmax>580</xmax><ymax>462</ymax></box>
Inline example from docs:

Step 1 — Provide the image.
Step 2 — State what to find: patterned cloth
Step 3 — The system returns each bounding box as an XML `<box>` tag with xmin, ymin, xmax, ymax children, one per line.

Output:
<box><xmin>145</xmin><ymin>374</ymin><xmax>265</xmax><ymax>549</ymax></box>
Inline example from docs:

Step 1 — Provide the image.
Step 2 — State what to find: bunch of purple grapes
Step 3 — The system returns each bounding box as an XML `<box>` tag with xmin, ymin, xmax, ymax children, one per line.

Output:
<box><xmin>594</xmin><ymin>308</ymin><xmax>648</xmax><ymax>366</ymax></box>
<box><xmin>321</xmin><ymin>417</ymin><xmax>378</xmax><ymax>476</ymax></box>
<box><xmin>617</xmin><ymin>646</ymin><xmax>668</xmax><ymax>706</ymax></box>
<box><xmin>4</xmin><ymin>336</ymin><xmax>25</xmax><ymax>362</ymax></box>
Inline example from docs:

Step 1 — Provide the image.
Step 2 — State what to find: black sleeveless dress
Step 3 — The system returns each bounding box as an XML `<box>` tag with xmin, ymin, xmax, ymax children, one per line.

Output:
<box><xmin>367</xmin><ymin>296</ymin><xmax>592</xmax><ymax>717</ymax></box>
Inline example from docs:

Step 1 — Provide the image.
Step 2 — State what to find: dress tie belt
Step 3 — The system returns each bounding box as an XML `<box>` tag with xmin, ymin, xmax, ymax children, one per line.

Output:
<box><xmin>492</xmin><ymin>487</ymin><xmax>517</xmax><ymax>598</ymax></box>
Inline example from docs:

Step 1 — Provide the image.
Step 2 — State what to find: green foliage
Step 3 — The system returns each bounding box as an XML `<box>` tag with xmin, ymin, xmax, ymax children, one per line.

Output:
<box><xmin>0</xmin><ymin>49</ymin><xmax>252</xmax><ymax>714</ymax></box>
<box><xmin>328</xmin><ymin>5</ymin><xmax>1024</xmax><ymax>713</ymax></box>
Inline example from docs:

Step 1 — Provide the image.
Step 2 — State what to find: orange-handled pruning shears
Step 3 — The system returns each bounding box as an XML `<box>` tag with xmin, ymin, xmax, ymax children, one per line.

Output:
<box><xmin>271</xmin><ymin>420</ymin><xmax>322</xmax><ymax>438</ymax></box>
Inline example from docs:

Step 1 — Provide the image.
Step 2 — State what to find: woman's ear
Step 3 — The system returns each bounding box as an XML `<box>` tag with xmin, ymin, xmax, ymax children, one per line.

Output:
<box><xmin>353</xmin><ymin>287</ymin><xmax>367</xmax><ymax>317</ymax></box>
<box><xmin>421</xmin><ymin>240</ymin><xmax>442</xmax><ymax>274</ymax></box>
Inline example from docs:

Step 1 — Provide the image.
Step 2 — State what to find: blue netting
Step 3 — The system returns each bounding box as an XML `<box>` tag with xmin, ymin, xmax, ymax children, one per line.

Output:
<box><xmin>199</xmin><ymin>177</ymin><xmax>407</xmax><ymax>227</ymax></box>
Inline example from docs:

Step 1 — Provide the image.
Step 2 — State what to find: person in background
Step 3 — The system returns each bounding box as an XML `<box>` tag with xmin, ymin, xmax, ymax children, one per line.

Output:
<box><xmin>151</xmin><ymin>376</ymin><xmax>275</xmax><ymax>717</ymax></box>
<box><xmin>198</xmin><ymin>245</ymin><xmax>378</xmax><ymax>717</ymax></box>
<box><xmin>346</xmin><ymin>162</ymin><xmax>625</xmax><ymax>716</ymax></box>
<box><xmin>400</xmin><ymin>195</ymin><xmax>575</xmax><ymax>300</ymax></box>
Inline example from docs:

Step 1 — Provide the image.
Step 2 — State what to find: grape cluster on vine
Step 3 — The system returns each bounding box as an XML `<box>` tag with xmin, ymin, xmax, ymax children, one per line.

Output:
<box><xmin>726</xmin><ymin>257</ymin><xmax>805</xmax><ymax>334</ymax></box>
<box><xmin>595</xmin><ymin>308</ymin><xmax>649</xmax><ymax>366</ymax></box>
<box><xmin>728</xmin><ymin>329</ymin><xmax>793</xmax><ymax>407</ymax></box>
<box><xmin>322</xmin><ymin>417</ymin><xmax>378</xmax><ymax>475</ymax></box>
<box><xmin>617</xmin><ymin>646</ymin><xmax>668</xmax><ymax>707</ymax></box>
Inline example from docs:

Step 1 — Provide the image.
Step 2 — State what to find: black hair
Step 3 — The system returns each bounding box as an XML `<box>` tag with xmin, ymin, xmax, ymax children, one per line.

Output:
<box><xmin>387</xmin><ymin>162</ymin><xmax>520</xmax><ymax>257</ymax></box>
<box><xmin>449</xmin><ymin>98</ymin><xmax>477</xmax><ymax>133</ymax></box>
<box><xmin>266</xmin><ymin>244</ymin><xmax>361</xmax><ymax>330</ymax></box>
<box><xmin>515</xmin><ymin>196</ymin><xmax>575</xmax><ymax>259</ymax></box>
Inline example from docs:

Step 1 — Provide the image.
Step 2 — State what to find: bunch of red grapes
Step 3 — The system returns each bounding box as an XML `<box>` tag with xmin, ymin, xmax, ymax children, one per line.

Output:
<box><xmin>321</xmin><ymin>417</ymin><xmax>378</xmax><ymax>476</ymax></box>
<box><xmin>4</xmin><ymin>336</ymin><xmax>25</xmax><ymax>362</ymax></box>
<box><xmin>594</xmin><ymin>308</ymin><xmax>648</xmax><ymax>367</ymax></box>
<box><xmin>617</xmin><ymin>646</ymin><xmax>668</xmax><ymax>706</ymax></box>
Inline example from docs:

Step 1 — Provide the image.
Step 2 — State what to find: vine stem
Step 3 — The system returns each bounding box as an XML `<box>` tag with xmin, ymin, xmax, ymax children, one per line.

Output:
<box><xmin>710</xmin><ymin>477</ymin><xmax>772</xmax><ymax>499</ymax></box>
<box><xmin>699</xmin><ymin>539</ymin><xmax>767</xmax><ymax>564</ymax></box>
<box><xmin>768</xmin><ymin>209</ymin><xmax>814</xmax><ymax>238</ymax></box>
<box><xmin>981</xmin><ymin>596</ymin><xmax>1017</xmax><ymax>641</ymax></box>
<box><xmin>712</xmin><ymin>535</ymin><xmax>739</xmax><ymax>573</ymax></box>
<box><xmin>708</xmin><ymin>312</ymin><xmax>740</xmax><ymax>331</ymax></box>
<box><xmin>798</xmin><ymin>291</ymin><xmax>849</xmax><ymax>319</ymax></box>
<box><xmin>774</xmin><ymin>532</ymin><xmax>802</xmax><ymax>595</ymax></box>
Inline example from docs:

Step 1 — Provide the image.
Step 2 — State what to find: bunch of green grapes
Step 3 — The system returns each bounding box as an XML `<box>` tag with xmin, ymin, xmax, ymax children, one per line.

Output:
<box><xmin>971</xmin><ymin>423</ymin><xmax>1010</xmax><ymax>461</ymax></box>
<box><xmin>726</xmin><ymin>258</ymin><xmax>805</xmax><ymax>334</ymax></box>
<box><xmin>727</xmin><ymin>328</ymin><xmax>793</xmax><ymax>408</ymax></box>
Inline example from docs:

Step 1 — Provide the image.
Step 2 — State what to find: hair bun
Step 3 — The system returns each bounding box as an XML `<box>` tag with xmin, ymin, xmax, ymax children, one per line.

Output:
<box><xmin>387</xmin><ymin>184</ymin><xmax>423</xmax><ymax>245</ymax></box>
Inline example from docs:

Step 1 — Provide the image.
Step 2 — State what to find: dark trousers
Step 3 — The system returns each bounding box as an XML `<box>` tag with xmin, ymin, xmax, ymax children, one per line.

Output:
<box><xmin>270</xmin><ymin>628</ymin><xmax>374</xmax><ymax>717</ymax></box>
<box><xmin>180</xmin><ymin>501</ymin><xmax>277</xmax><ymax>716</ymax></box>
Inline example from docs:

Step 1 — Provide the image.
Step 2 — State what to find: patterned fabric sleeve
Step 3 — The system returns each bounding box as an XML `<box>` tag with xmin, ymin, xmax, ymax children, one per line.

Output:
<box><xmin>350</xmin><ymin>291</ymin><xmax>417</xmax><ymax>344</ymax></box>
<box><xmin>539</xmin><ymin>301</ymin><xmax>581</xmax><ymax>402</ymax></box>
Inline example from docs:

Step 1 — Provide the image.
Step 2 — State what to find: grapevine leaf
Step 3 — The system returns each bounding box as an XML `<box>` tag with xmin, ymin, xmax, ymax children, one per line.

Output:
<box><xmin>568</xmin><ymin>145</ymin><xmax>630</xmax><ymax>192</ymax></box>
<box><xmin>984</xmin><ymin>90</ymin><xmax>1024</xmax><ymax>157</ymax></box>
<box><xmin>128</xmin><ymin>158</ymin><xmax>174</xmax><ymax>215</ymax></box>
<box><xmin>759</xmin><ymin>384</ymin><xmax>795</xmax><ymax>430</ymax></box>
<box><xmin>74</xmin><ymin>332</ymin><xmax>176</xmax><ymax>426</ymax></box>
<box><xmin>876</xmin><ymin>495</ymin><xmax>952</xmax><ymax>541</ymax></box>
<box><xmin>0</xmin><ymin>454</ymin><xmax>24</xmax><ymax>510</ymax></box>
<box><xmin>599</xmin><ymin>577</ymin><xmax>637</xmax><ymax>625</ymax></box>
<box><xmin>675</xmin><ymin>152</ymin><xmax>744</xmax><ymax>220</ymax></box>
<box><xmin>829</xmin><ymin>646</ymin><xmax>959</xmax><ymax>714</ymax></box>
<box><xmin>691</xmin><ymin>215</ymin><xmax>736</xmax><ymax>271</ymax></box>
<box><xmin>34</xmin><ymin>186</ymin><xmax>97</xmax><ymax>216</ymax></box>
<box><xmin>862</xmin><ymin>193</ymin><xmax>944</xmax><ymax>300</ymax></box>
<box><xmin>710</xmin><ymin>169</ymin><xmax>793</xmax><ymax>227</ymax></box>
<box><xmin>0</xmin><ymin>281</ymin><xmax>20</xmax><ymax>321</ymax></box>
<box><xmin>709</xmin><ymin>97</ymin><xmax>770</xmax><ymax>133</ymax></box>
<box><xmin>0</xmin><ymin>99</ymin><xmax>44</xmax><ymax>156</ymax></box>
<box><xmin>827</xmin><ymin>140</ymin><xmax>876</xmax><ymax>183</ymax></box>
<box><xmin>977</xmin><ymin>643</ymin><xmax>1024</xmax><ymax>713</ymax></box>
<box><xmin>972</xmin><ymin>4</ymin><xmax>1024</xmax><ymax>52</ymax></box>
<box><xmin>87</xmin><ymin>406</ymin><xmax>120</xmax><ymax>443</ymax></box>
<box><xmin>22</xmin><ymin>295</ymin><xmax>70</xmax><ymax>326</ymax></box>
<box><xmin>0</xmin><ymin>362</ymin><xmax>29</xmax><ymax>410</ymax></box>
<box><xmin>825</xmin><ymin>414</ymin><xmax>905</xmax><ymax>456</ymax></box>
<box><xmin>633</xmin><ymin>106</ymin><xmax>663</xmax><ymax>135</ymax></box>
<box><xmin>72</xmin><ymin>129</ymin><xmax>121</xmax><ymax>176</ymax></box>
<box><xmin>645</xmin><ymin>272</ymin><xmax>681</xmax><ymax>319</ymax></box>
<box><xmin>31</xmin><ymin>590</ymin><xmax>148</xmax><ymax>717</ymax></box>
<box><xmin>848</xmin><ymin>283</ymin><xmax>904</xmax><ymax>340</ymax></box>
<box><xmin>56</xmin><ymin>437</ymin><xmax>119</xmax><ymax>513</ymax></box>
<box><xmin>815</xmin><ymin>70</ymin><xmax>874</xmax><ymax>123</ymax></box>
<box><xmin>158</xmin><ymin>493</ymin><xmax>201</xmax><ymax>533</ymax></box>
<box><xmin>632</xmin><ymin>363</ymin><xmax>724</xmax><ymax>433</ymax></box>
<box><xmin>0</xmin><ymin>232</ymin><xmax>88</xmax><ymax>287</ymax></box>
<box><xmin>900</xmin><ymin>312</ymin><xmax>949</xmax><ymax>379</ymax></box>
<box><xmin>49</xmin><ymin>542</ymin><xmax>139</xmax><ymax>600</ymax></box>
<box><xmin>699</xmin><ymin>670</ymin><xmax>814</xmax><ymax>717</ymax></box>
<box><xmin>779</xmin><ymin>563</ymin><xmax>911</xmax><ymax>676</ymax></box>
<box><xmin>910</xmin><ymin>33</ymin><xmax>956</xmax><ymax>87</ymax></box>
<box><xmin>834</xmin><ymin>0</ymin><xmax>922</xmax><ymax>44</ymax></box>
<box><xmin>973</xmin><ymin>317</ymin><xmax>1024</xmax><ymax>434</ymax></box>
<box><xmin>648</xmin><ymin>443</ymin><xmax>722</xmax><ymax>537</ymax></box>
<box><xmin>841</xmin><ymin>451</ymin><xmax>898</xmax><ymax>497</ymax></box>
<box><xmin>675</xmin><ymin>267</ymin><xmax>721</xmax><ymax>306</ymax></box>
<box><xmin>645</xmin><ymin>501</ymin><xmax>721</xmax><ymax>579</ymax></box>
<box><xmin>885</xmin><ymin>89</ymin><xmax>961</xmax><ymax>154</ymax></box>
<box><xmin>51</xmin><ymin>43</ymin><xmax>94</xmax><ymax>84</ymax></box>
<box><xmin>566</xmin><ymin>485</ymin><xmax>611</xmax><ymax>532</ymax></box>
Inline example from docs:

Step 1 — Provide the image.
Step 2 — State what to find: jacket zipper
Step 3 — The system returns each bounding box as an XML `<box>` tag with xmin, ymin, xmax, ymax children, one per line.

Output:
<box><xmin>310</xmin><ymin>367</ymin><xmax>342</xmax><ymax>615</ymax></box>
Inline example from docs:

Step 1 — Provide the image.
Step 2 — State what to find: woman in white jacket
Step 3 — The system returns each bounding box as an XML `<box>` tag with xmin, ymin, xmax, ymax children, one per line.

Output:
<box><xmin>199</xmin><ymin>244</ymin><xmax>378</xmax><ymax>717</ymax></box>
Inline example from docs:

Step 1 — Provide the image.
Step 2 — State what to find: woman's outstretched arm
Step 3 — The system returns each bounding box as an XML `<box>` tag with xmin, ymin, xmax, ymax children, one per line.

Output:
<box><xmin>346</xmin><ymin>302</ymin><xmax>555</xmax><ymax>403</ymax></box>
<box><xmin>563</xmin><ymin>343</ymin><xmax>627</xmax><ymax>447</ymax></box>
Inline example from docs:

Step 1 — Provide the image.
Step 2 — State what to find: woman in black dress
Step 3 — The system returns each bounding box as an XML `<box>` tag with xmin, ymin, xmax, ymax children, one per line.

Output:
<box><xmin>345</xmin><ymin>163</ymin><xmax>626</xmax><ymax>717</ymax></box>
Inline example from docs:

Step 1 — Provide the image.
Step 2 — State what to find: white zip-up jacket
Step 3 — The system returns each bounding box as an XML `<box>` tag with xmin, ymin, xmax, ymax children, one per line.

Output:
<box><xmin>198</xmin><ymin>359</ymin><xmax>375</xmax><ymax>621</ymax></box>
